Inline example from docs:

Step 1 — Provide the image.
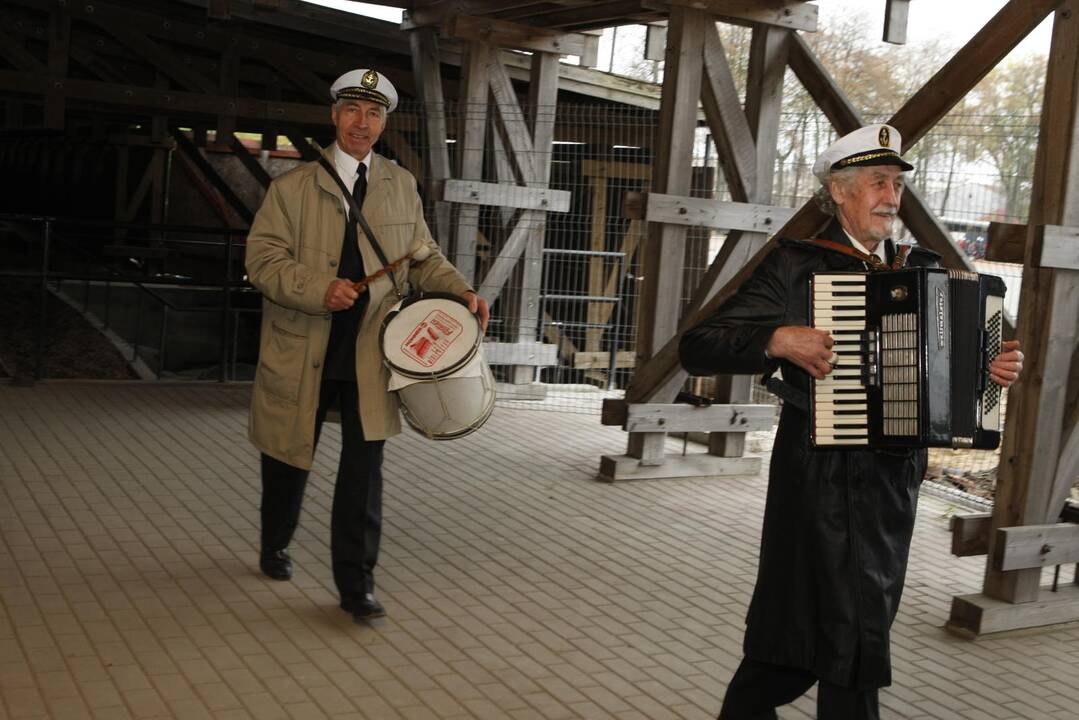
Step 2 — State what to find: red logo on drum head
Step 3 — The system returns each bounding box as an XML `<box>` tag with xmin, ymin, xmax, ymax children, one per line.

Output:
<box><xmin>401</xmin><ymin>310</ymin><xmax>464</xmax><ymax>368</ymax></box>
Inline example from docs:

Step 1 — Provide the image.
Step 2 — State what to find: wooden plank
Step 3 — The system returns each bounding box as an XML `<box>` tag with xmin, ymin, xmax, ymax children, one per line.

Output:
<box><xmin>0</xmin><ymin>70</ymin><xmax>328</xmax><ymax>125</ymax></box>
<box><xmin>701</xmin><ymin>23</ymin><xmax>757</xmax><ymax>202</ymax></box>
<box><xmin>623</xmin><ymin>403</ymin><xmax>775</xmax><ymax>433</ymax></box>
<box><xmin>645</xmin><ymin>22</ymin><xmax>667</xmax><ymax>62</ymax></box>
<box><xmin>1034</xmin><ymin>223</ymin><xmax>1079</xmax><ymax>270</ymax></box>
<box><xmin>481</xmin><ymin>341</ymin><xmax>558</xmax><ymax>366</ymax></box>
<box><xmin>883</xmin><ymin>0</ymin><xmax>910</xmax><ymax>44</ymax></box>
<box><xmin>947</xmin><ymin>584</ymin><xmax>1079</xmax><ymax>637</ymax></box>
<box><xmin>986</xmin><ymin>221</ymin><xmax>1028</xmax><ymax>263</ymax></box>
<box><xmin>443</xmin><ymin>14</ymin><xmax>598</xmax><ymax>57</ymax></box>
<box><xmin>643</xmin><ymin>193</ymin><xmax>795</xmax><ymax>232</ymax></box>
<box><xmin>994</xmin><ymin>523</ymin><xmax>1079</xmax><ymax>571</ymax></box>
<box><xmin>652</xmin><ymin>0</ymin><xmax>818</xmax><ymax>32</ymax></box>
<box><xmin>573</xmin><ymin>350</ymin><xmax>636</xmax><ymax>370</ymax></box>
<box><xmin>598</xmin><ymin>453</ymin><xmax>762</xmax><ymax>482</ymax></box>
<box><xmin>444</xmin><ymin>180</ymin><xmax>570</xmax><ymax>212</ymax></box>
<box><xmin>950</xmin><ymin>512</ymin><xmax>993</xmax><ymax>557</ymax></box>
<box><xmin>581</xmin><ymin>159</ymin><xmax>651</xmax><ymax>181</ymax></box>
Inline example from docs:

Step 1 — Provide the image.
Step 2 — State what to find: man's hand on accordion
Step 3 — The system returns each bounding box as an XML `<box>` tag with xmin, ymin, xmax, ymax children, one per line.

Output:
<box><xmin>989</xmin><ymin>339</ymin><xmax>1023</xmax><ymax>388</ymax></box>
<box><xmin>766</xmin><ymin>326</ymin><xmax>835</xmax><ymax>380</ymax></box>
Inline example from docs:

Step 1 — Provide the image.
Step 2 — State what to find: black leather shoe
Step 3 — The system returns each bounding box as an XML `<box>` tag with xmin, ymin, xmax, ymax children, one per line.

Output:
<box><xmin>259</xmin><ymin>549</ymin><xmax>292</xmax><ymax>581</ymax></box>
<box><xmin>341</xmin><ymin>593</ymin><xmax>385</xmax><ymax>620</ymax></box>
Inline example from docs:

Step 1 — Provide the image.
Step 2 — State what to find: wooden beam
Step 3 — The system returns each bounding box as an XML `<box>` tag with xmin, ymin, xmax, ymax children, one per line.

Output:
<box><xmin>883</xmin><ymin>0</ymin><xmax>910</xmax><ymax>44</ymax></box>
<box><xmin>986</xmin><ymin>221</ymin><xmax>1028</xmax><ymax>263</ymax></box>
<box><xmin>573</xmin><ymin>350</ymin><xmax>636</xmax><ymax>370</ymax></box>
<box><xmin>638</xmin><ymin>193</ymin><xmax>795</xmax><ymax>233</ymax></box>
<box><xmin>476</xmin><ymin>212</ymin><xmax>535</xmax><ymax>303</ymax></box>
<box><xmin>1033</xmin><ymin>223</ymin><xmax>1079</xmax><ymax>269</ymax></box>
<box><xmin>983</xmin><ymin>0</ymin><xmax>1079</xmax><ymax>607</ymax></box>
<box><xmin>286</xmin><ymin>133</ymin><xmax>322</xmax><ymax>161</ymax></box>
<box><xmin>443</xmin><ymin>14</ymin><xmax>598</xmax><ymax>58</ymax></box>
<box><xmin>487</xmin><ymin>55</ymin><xmax>538</xmax><ymax>184</ymax></box>
<box><xmin>700</xmin><ymin>23</ymin><xmax>757</xmax><ymax>202</ymax></box>
<box><xmin>408</xmin><ymin>26</ymin><xmax>453</xmax><ymax>248</ymax></box>
<box><xmin>443</xmin><ymin>180</ymin><xmax>570</xmax><ymax>212</ymax></box>
<box><xmin>581</xmin><ymin>159</ymin><xmax>650</xmax><ymax>181</ymax></box>
<box><xmin>0</xmin><ymin>27</ymin><xmax>46</xmax><ymax>72</ymax></box>
<box><xmin>454</xmin><ymin>41</ymin><xmax>492</xmax><ymax>284</ymax></box>
<box><xmin>948</xmin><ymin>584</ymin><xmax>1079</xmax><ymax>637</ymax></box>
<box><xmin>615</xmin><ymin>403</ymin><xmax>775</xmax><ymax>433</ymax></box>
<box><xmin>171</xmin><ymin>128</ymin><xmax>254</xmax><ymax>224</ymax></box>
<box><xmin>994</xmin><ymin>523</ymin><xmax>1079</xmax><ymax>571</ymax></box>
<box><xmin>647</xmin><ymin>0</ymin><xmax>818</xmax><ymax>31</ymax></box>
<box><xmin>636</xmin><ymin>6</ymin><xmax>704</xmax><ymax>363</ymax></box>
<box><xmin>950</xmin><ymin>512</ymin><xmax>993</xmax><ymax>557</ymax></box>
<box><xmin>84</xmin><ymin>18</ymin><xmax>219</xmax><ymax>95</ymax></box>
<box><xmin>225</xmin><ymin>132</ymin><xmax>272</xmax><ymax>189</ymax></box>
<box><xmin>0</xmin><ymin>70</ymin><xmax>328</xmax><ymax>125</ymax></box>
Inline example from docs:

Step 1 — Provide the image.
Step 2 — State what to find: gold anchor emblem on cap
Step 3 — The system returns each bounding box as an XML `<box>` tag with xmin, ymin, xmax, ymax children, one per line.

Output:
<box><xmin>361</xmin><ymin>70</ymin><xmax>378</xmax><ymax>89</ymax></box>
<box><xmin>878</xmin><ymin>126</ymin><xmax>891</xmax><ymax>147</ymax></box>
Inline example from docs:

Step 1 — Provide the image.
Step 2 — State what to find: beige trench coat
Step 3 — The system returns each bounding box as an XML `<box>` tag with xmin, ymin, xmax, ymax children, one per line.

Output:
<box><xmin>245</xmin><ymin>146</ymin><xmax>472</xmax><ymax>469</ymax></box>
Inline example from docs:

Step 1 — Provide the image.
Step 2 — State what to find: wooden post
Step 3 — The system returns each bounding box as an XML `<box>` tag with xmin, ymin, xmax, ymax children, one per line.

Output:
<box><xmin>627</xmin><ymin>6</ymin><xmax>706</xmax><ymax>460</ymax></box>
<box><xmin>984</xmin><ymin>1</ymin><xmax>1079</xmax><ymax>604</ymax></box>
<box><xmin>511</xmin><ymin>50</ymin><xmax>560</xmax><ymax>384</ymax></box>
<box><xmin>453</xmin><ymin>41</ymin><xmax>492</xmax><ymax>284</ymax></box>
<box><xmin>408</xmin><ymin>25</ymin><xmax>453</xmax><ymax>250</ymax></box>
<box><xmin>709</xmin><ymin>24</ymin><xmax>788</xmax><ymax>457</ymax></box>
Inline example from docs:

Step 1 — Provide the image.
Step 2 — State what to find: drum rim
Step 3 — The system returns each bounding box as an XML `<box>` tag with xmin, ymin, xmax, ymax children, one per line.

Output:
<box><xmin>380</xmin><ymin>292</ymin><xmax>480</xmax><ymax>379</ymax></box>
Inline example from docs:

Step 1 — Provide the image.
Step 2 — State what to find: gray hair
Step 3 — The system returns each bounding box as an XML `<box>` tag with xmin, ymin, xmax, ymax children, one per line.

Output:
<box><xmin>813</xmin><ymin>166</ymin><xmax>861</xmax><ymax>215</ymax></box>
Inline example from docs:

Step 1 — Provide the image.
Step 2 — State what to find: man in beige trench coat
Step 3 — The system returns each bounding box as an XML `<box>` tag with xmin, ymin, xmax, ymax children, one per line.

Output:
<box><xmin>245</xmin><ymin>69</ymin><xmax>488</xmax><ymax>621</ymax></box>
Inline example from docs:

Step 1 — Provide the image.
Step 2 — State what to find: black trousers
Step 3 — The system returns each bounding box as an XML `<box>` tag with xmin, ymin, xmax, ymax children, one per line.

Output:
<box><xmin>718</xmin><ymin>658</ymin><xmax>880</xmax><ymax>720</ymax></box>
<box><xmin>260</xmin><ymin>379</ymin><xmax>385</xmax><ymax>600</ymax></box>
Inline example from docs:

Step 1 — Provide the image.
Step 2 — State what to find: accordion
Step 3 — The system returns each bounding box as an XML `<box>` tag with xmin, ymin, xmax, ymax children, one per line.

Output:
<box><xmin>810</xmin><ymin>267</ymin><xmax>1006</xmax><ymax>450</ymax></box>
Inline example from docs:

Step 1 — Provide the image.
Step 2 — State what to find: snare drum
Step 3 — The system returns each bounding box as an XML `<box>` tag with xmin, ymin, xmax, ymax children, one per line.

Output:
<box><xmin>380</xmin><ymin>294</ymin><xmax>494</xmax><ymax>439</ymax></box>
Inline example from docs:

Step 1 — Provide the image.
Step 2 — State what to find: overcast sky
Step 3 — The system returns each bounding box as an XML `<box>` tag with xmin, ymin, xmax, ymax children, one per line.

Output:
<box><xmin>302</xmin><ymin>0</ymin><xmax>1053</xmax><ymax>57</ymax></box>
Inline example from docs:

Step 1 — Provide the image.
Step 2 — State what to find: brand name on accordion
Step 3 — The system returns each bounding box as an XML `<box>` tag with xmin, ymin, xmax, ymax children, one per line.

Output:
<box><xmin>936</xmin><ymin>287</ymin><xmax>946</xmax><ymax>350</ymax></box>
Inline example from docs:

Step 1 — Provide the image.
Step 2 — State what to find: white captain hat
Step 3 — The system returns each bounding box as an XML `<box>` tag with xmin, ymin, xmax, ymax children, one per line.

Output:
<box><xmin>329</xmin><ymin>69</ymin><xmax>398</xmax><ymax>113</ymax></box>
<box><xmin>812</xmin><ymin>124</ymin><xmax>914</xmax><ymax>182</ymax></box>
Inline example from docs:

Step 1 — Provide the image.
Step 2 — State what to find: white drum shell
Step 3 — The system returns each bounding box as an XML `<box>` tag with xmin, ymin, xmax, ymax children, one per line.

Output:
<box><xmin>393</xmin><ymin>352</ymin><xmax>495</xmax><ymax>440</ymax></box>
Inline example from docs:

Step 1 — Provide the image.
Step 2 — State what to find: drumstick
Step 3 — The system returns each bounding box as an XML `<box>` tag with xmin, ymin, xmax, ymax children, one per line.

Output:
<box><xmin>350</xmin><ymin>242</ymin><xmax>432</xmax><ymax>294</ymax></box>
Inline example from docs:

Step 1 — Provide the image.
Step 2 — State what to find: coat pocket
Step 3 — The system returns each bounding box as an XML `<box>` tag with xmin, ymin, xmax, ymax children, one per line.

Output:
<box><xmin>258</xmin><ymin>322</ymin><xmax>307</xmax><ymax>403</ymax></box>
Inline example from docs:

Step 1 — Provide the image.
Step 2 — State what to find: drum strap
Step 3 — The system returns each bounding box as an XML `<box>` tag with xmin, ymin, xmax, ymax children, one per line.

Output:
<box><xmin>317</xmin><ymin>156</ymin><xmax>405</xmax><ymax>299</ymax></box>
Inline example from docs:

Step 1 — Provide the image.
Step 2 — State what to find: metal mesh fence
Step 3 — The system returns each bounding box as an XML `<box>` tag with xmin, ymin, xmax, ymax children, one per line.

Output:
<box><xmin>395</xmin><ymin>100</ymin><xmax>1035</xmax><ymax>429</ymax></box>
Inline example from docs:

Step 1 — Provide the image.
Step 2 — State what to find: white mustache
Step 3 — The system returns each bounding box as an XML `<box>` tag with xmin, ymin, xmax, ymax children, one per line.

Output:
<box><xmin>872</xmin><ymin>208</ymin><xmax>897</xmax><ymax>217</ymax></box>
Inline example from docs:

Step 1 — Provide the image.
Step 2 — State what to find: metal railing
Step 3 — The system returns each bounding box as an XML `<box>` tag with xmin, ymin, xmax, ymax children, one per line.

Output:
<box><xmin>0</xmin><ymin>213</ymin><xmax>254</xmax><ymax>382</ymax></box>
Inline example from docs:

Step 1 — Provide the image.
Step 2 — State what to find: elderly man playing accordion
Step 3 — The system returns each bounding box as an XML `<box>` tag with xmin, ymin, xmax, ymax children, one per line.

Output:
<box><xmin>681</xmin><ymin>125</ymin><xmax>1023</xmax><ymax>720</ymax></box>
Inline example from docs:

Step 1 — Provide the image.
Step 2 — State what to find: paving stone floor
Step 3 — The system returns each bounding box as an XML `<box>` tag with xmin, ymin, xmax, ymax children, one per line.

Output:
<box><xmin>1</xmin><ymin>383</ymin><xmax>1077</xmax><ymax>720</ymax></box>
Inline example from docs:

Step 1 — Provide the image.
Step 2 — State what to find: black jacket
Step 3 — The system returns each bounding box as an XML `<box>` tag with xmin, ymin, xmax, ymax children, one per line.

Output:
<box><xmin>680</xmin><ymin>219</ymin><xmax>938</xmax><ymax>689</ymax></box>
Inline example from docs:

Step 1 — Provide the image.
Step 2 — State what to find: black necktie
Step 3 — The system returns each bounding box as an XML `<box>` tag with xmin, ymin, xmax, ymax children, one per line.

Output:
<box><xmin>352</xmin><ymin>164</ymin><xmax>367</xmax><ymax>215</ymax></box>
